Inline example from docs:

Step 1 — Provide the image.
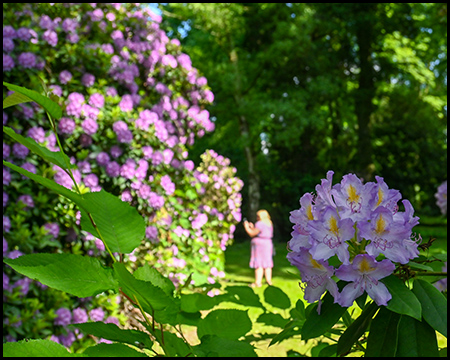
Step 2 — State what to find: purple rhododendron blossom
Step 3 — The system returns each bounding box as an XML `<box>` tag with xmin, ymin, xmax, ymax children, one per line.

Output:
<box><xmin>58</xmin><ymin>117</ymin><xmax>76</xmax><ymax>134</ymax></box>
<box><xmin>89</xmin><ymin>307</ymin><xmax>105</xmax><ymax>322</ymax></box>
<box><xmin>335</xmin><ymin>254</ymin><xmax>395</xmax><ymax>307</ymax></box>
<box><xmin>18</xmin><ymin>52</ymin><xmax>37</xmax><ymax>68</ymax></box>
<box><xmin>160</xmin><ymin>174</ymin><xmax>175</xmax><ymax>195</ymax></box>
<box><xmin>12</xmin><ymin>143</ymin><xmax>30</xmax><ymax>158</ymax></box>
<box><xmin>287</xmin><ymin>248</ymin><xmax>339</xmax><ymax>303</ymax></box>
<box><xmin>44</xmin><ymin>222</ymin><xmax>60</xmax><ymax>239</ymax></box>
<box><xmin>359</xmin><ymin>206</ymin><xmax>416</xmax><ymax>264</ymax></box>
<box><xmin>54</xmin><ymin>307</ymin><xmax>72</xmax><ymax>326</ymax></box>
<box><xmin>308</xmin><ymin>206</ymin><xmax>354</xmax><ymax>264</ymax></box>
<box><xmin>72</xmin><ymin>308</ymin><xmax>88</xmax><ymax>324</ymax></box>
<box><xmin>59</xmin><ymin>70</ymin><xmax>72</xmax><ymax>84</ymax></box>
<box><xmin>435</xmin><ymin>180</ymin><xmax>447</xmax><ymax>215</ymax></box>
<box><xmin>288</xmin><ymin>171</ymin><xmax>420</xmax><ymax>308</ymax></box>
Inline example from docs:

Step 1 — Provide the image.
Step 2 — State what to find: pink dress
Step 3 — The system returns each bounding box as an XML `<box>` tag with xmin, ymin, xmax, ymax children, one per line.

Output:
<box><xmin>249</xmin><ymin>221</ymin><xmax>274</xmax><ymax>269</ymax></box>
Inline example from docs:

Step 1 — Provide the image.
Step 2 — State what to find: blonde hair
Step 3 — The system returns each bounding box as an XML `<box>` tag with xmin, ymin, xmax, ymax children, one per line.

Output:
<box><xmin>257</xmin><ymin>209</ymin><xmax>272</xmax><ymax>226</ymax></box>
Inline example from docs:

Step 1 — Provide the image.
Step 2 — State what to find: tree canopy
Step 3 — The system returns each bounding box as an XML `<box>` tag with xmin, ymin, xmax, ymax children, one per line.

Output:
<box><xmin>160</xmin><ymin>3</ymin><xmax>447</xmax><ymax>239</ymax></box>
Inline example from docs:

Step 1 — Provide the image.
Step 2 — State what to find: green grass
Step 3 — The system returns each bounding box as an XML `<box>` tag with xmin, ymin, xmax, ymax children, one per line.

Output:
<box><xmin>222</xmin><ymin>240</ymin><xmax>318</xmax><ymax>356</ymax></box>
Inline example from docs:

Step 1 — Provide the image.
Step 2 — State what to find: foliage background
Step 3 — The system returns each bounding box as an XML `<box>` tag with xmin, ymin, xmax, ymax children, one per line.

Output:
<box><xmin>159</xmin><ymin>3</ymin><xmax>447</xmax><ymax>240</ymax></box>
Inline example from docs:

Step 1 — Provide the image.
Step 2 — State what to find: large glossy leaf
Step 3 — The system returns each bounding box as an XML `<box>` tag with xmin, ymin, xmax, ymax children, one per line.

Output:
<box><xmin>3</xmin><ymin>339</ymin><xmax>84</xmax><ymax>357</ymax></box>
<box><xmin>197</xmin><ymin>309</ymin><xmax>252</xmax><ymax>341</ymax></box>
<box><xmin>3</xmin><ymin>81</ymin><xmax>62</xmax><ymax>119</ymax></box>
<box><xmin>365</xmin><ymin>307</ymin><xmax>400</xmax><ymax>357</ymax></box>
<box><xmin>82</xmin><ymin>343</ymin><xmax>148</xmax><ymax>357</ymax></box>
<box><xmin>337</xmin><ymin>301</ymin><xmax>378</xmax><ymax>356</ymax></box>
<box><xmin>3</xmin><ymin>91</ymin><xmax>33</xmax><ymax>108</ymax></box>
<box><xmin>263</xmin><ymin>285</ymin><xmax>291</xmax><ymax>309</ymax></box>
<box><xmin>412</xmin><ymin>278</ymin><xmax>447</xmax><ymax>337</ymax></box>
<box><xmin>257</xmin><ymin>313</ymin><xmax>289</xmax><ymax>328</ymax></box>
<box><xmin>71</xmin><ymin>322</ymin><xmax>153</xmax><ymax>349</ymax></box>
<box><xmin>180</xmin><ymin>293</ymin><xmax>222</xmax><ymax>313</ymax></box>
<box><xmin>133</xmin><ymin>263</ymin><xmax>175</xmax><ymax>296</ymax></box>
<box><xmin>3</xmin><ymin>126</ymin><xmax>71</xmax><ymax>170</ymax></box>
<box><xmin>78</xmin><ymin>190</ymin><xmax>145</xmax><ymax>254</ymax></box>
<box><xmin>300</xmin><ymin>291</ymin><xmax>347</xmax><ymax>341</ymax></box>
<box><xmin>3</xmin><ymin>160</ymin><xmax>82</xmax><ymax>204</ymax></box>
<box><xmin>396</xmin><ymin>314</ymin><xmax>440</xmax><ymax>357</ymax></box>
<box><xmin>381</xmin><ymin>275</ymin><xmax>422</xmax><ymax>320</ymax></box>
<box><xmin>225</xmin><ymin>285</ymin><xmax>265</xmax><ymax>308</ymax></box>
<box><xmin>113</xmin><ymin>262</ymin><xmax>180</xmax><ymax>325</ymax></box>
<box><xmin>4</xmin><ymin>253</ymin><xmax>118</xmax><ymax>298</ymax></box>
<box><xmin>194</xmin><ymin>335</ymin><xmax>257</xmax><ymax>357</ymax></box>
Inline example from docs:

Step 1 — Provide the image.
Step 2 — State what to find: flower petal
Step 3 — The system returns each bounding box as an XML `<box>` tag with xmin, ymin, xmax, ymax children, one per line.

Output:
<box><xmin>338</xmin><ymin>282</ymin><xmax>364</xmax><ymax>307</ymax></box>
<box><xmin>365</xmin><ymin>280</ymin><xmax>392</xmax><ymax>306</ymax></box>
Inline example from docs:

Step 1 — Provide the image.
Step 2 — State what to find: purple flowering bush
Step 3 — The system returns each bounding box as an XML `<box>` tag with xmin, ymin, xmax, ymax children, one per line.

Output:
<box><xmin>133</xmin><ymin>149</ymin><xmax>243</xmax><ymax>288</ymax></box>
<box><xmin>3</xmin><ymin>2</ymin><xmax>241</xmax><ymax>349</ymax></box>
<box><xmin>287</xmin><ymin>171</ymin><xmax>422</xmax><ymax>307</ymax></box>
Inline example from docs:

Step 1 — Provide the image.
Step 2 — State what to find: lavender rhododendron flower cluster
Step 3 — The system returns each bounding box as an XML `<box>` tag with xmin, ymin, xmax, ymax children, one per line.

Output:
<box><xmin>435</xmin><ymin>180</ymin><xmax>447</xmax><ymax>215</ymax></box>
<box><xmin>3</xmin><ymin>3</ymin><xmax>242</xmax><ymax>347</ymax></box>
<box><xmin>287</xmin><ymin>171</ymin><xmax>421</xmax><ymax>307</ymax></box>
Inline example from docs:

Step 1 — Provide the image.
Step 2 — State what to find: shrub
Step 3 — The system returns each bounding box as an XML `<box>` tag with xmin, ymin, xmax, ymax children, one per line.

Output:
<box><xmin>3</xmin><ymin>3</ymin><xmax>242</xmax><ymax>347</ymax></box>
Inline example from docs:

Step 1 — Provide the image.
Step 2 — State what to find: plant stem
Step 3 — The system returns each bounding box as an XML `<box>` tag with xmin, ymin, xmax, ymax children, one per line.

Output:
<box><xmin>133</xmin><ymin>295</ymin><xmax>151</xmax><ymax>327</ymax></box>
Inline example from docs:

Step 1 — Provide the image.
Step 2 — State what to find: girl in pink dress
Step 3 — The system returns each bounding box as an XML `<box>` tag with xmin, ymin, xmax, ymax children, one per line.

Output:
<box><xmin>244</xmin><ymin>209</ymin><xmax>274</xmax><ymax>287</ymax></box>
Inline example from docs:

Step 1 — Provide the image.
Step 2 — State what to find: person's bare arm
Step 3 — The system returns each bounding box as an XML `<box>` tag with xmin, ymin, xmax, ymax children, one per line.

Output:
<box><xmin>244</xmin><ymin>221</ymin><xmax>260</xmax><ymax>237</ymax></box>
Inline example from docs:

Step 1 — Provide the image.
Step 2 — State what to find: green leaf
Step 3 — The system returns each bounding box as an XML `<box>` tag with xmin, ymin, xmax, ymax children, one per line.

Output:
<box><xmin>71</xmin><ymin>322</ymin><xmax>153</xmax><ymax>349</ymax></box>
<box><xmin>79</xmin><ymin>190</ymin><xmax>145</xmax><ymax>254</ymax></box>
<box><xmin>381</xmin><ymin>275</ymin><xmax>422</xmax><ymax>320</ymax></box>
<box><xmin>396</xmin><ymin>315</ymin><xmax>440</xmax><ymax>357</ymax></box>
<box><xmin>407</xmin><ymin>261</ymin><xmax>434</xmax><ymax>271</ymax></box>
<box><xmin>290</xmin><ymin>299</ymin><xmax>306</xmax><ymax>320</ymax></box>
<box><xmin>194</xmin><ymin>335</ymin><xmax>257</xmax><ymax>357</ymax></box>
<box><xmin>82</xmin><ymin>343</ymin><xmax>148</xmax><ymax>357</ymax></box>
<box><xmin>180</xmin><ymin>293</ymin><xmax>221</xmax><ymax>313</ymax></box>
<box><xmin>257</xmin><ymin>313</ymin><xmax>289</xmax><ymax>328</ymax></box>
<box><xmin>3</xmin><ymin>160</ymin><xmax>82</xmax><ymax>204</ymax></box>
<box><xmin>133</xmin><ymin>264</ymin><xmax>175</xmax><ymax>296</ymax></box>
<box><xmin>301</xmin><ymin>291</ymin><xmax>347</xmax><ymax>341</ymax></box>
<box><xmin>269</xmin><ymin>319</ymin><xmax>304</xmax><ymax>346</ymax></box>
<box><xmin>158</xmin><ymin>331</ymin><xmax>192</xmax><ymax>357</ymax></box>
<box><xmin>225</xmin><ymin>285</ymin><xmax>265</xmax><ymax>308</ymax></box>
<box><xmin>412</xmin><ymin>279</ymin><xmax>447</xmax><ymax>337</ymax></box>
<box><xmin>263</xmin><ymin>285</ymin><xmax>291</xmax><ymax>309</ymax></box>
<box><xmin>4</xmin><ymin>126</ymin><xmax>72</xmax><ymax>170</ymax></box>
<box><xmin>113</xmin><ymin>263</ymin><xmax>180</xmax><ymax>324</ymax></box>
<box><xmin>318</xmin><ymin>344</ymin><xmax>338</xmax><ymax>357</ymax></box>
<box><xmin>3</xmin><ymin>339</ymin><xmax>84</xmax><ymax>357</ymax></box>
<box><xmin>179</xmin><ymin>218</ymin><xmax>190</xmax><ymax>229</ymax></box>
<box><xmin>3</xmin><ymin>91</ymin><xmax>33</xmax><ymax>108</ymax></box>
<box><xmin>4</xmin><ymin>253</ymin><xmax>117</xmax><ymax>298</ymax></box>
<box><xmin>365</xmin><ymin>307</ymin><xmax>400</xmax><ymax>357</ymax></box>
<box><xmin>3</xmin><ymin>81</ymin><xmax>62</xmax><ymax>119</ymax></box>
<box><xmin>185</xmin><ymin>189</ymin><xmax>198</xmax><ymax>200</ymax></box>
<box><xmin>197</xmin><ymin>309</ymin><xmax>252</xmax><ymax>341</ymax></box>
<box><xmin>337</xmin><ymin>301</ymin><xmax>378</xmax><ymax>356</ymax></box>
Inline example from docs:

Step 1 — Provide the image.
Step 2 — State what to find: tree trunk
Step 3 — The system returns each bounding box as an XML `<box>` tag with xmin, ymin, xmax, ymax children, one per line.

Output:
<box><xmin>229</xmin><ymin>45</ymin><xmax>261</xmax><ymax>223</ymax></box>
<box><xmin>240</xmin><ymin>115</ymin><xmax>260</xmax><ymax>223</ymax></box>
<box><xmin>354</xmin><ymin>8</ymin><xmax>376</xmax><ymax>182</ymax></box>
